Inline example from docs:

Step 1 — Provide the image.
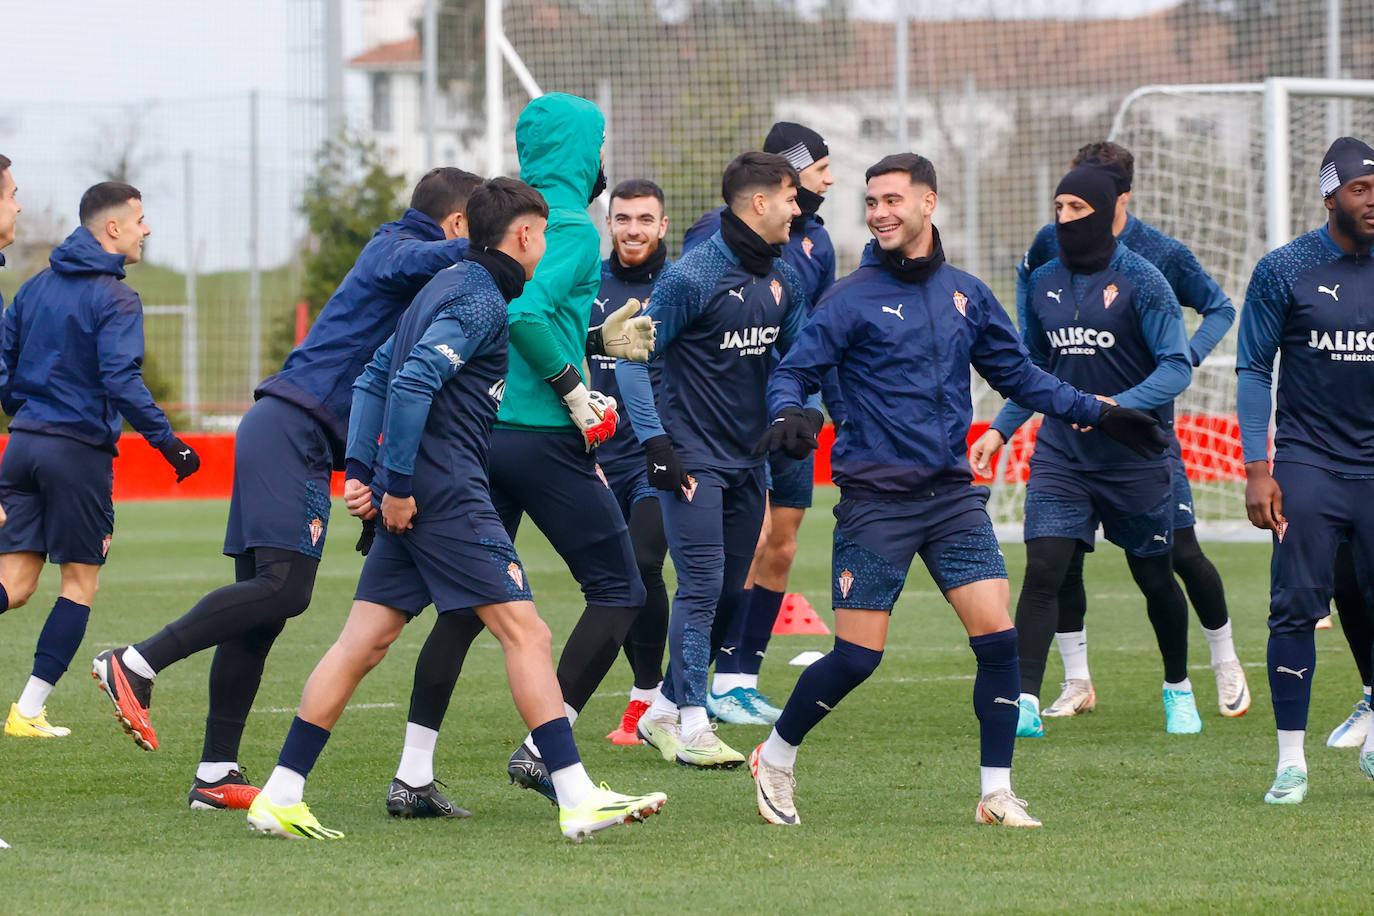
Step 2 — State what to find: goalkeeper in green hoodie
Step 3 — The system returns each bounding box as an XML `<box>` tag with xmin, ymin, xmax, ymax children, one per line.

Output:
<box><xmin>385</xmin><ymin>93</ymin><xmax>658</xmax><ymax>810</ymax></box>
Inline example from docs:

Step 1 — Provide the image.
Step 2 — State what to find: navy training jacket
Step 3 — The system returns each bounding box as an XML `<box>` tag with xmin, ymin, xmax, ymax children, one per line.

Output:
<box><xmin>256</xmin><ymin>208</ymin><xmax>468</xmax><ymax>466</ymax></box>
<box><xmin>0</xmin><ymin>227</ymin><xmax>174</xmax><ymax>453</ymax></box>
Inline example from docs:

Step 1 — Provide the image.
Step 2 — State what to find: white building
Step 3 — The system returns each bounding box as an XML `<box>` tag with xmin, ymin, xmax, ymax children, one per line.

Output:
<box><xmin>348</xmin><ymin>0</ymin><xmax>484</xmax><ymax>181</ymax></box>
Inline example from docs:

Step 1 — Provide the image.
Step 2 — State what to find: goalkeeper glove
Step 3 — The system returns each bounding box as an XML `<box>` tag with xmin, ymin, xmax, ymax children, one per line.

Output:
<box><xmin>643</xmin><ymin>434</ymin><xmax>690</xmax><ymax>493</ymax></box>
<box><xmin>587</xmin><ymin>298</ymin><xmax>655</xmax><ymax>362</ymax></box>
<box><xmin>1096</xmin><ymin>404</ymin><xmax>1169</xmax><ymax>458</ymax></box>
<box><xmin>158</xmin><ymin>437</ymin><xmax>202</xmax><ymax>483</ymax></box>
<box><xmin>547</xmin><ymin>363</ymin><xmax>618</xmax><ymax>452</ymax></box>
<box><xmin>752</xmin><ymin>407</ymin><xmax>820</xmax><ymax>460</ymax></box>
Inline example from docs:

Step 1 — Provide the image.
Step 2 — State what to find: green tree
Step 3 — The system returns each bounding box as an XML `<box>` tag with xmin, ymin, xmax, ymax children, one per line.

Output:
<box><xmin>268</xmin><ymin>134</ymin><xmax>407</xmax><ymax>369</ymax></box>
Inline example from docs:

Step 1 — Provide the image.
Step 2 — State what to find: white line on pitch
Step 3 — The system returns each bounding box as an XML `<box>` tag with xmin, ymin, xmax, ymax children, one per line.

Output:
<box><xmin>252</xmin><ymin>702</ymin><xmax>399</xmax><ymax>714</ymax></box>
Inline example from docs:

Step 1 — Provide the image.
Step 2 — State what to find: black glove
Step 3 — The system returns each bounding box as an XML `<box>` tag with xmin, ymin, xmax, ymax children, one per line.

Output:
<box><xmin>356</xmin><ymin>517</ymin><xmax>376</xmax><ymax>556</ymax></box>
<box><xmin>643</xmin><ymin>434</ymin><xmax>690</xmax><ymax>492</ymax></box>
<box><xmin>753</xmin><ymin>407</ymin><xmax>820</xmax><ymax>460</ymax></box>
<box><xmin>1097</xmin><ymin>404</ymin><xmax>1169</xmax><ymax>458</ymax></box>
<box><xmin>158</xmin><ymin>437</ymin><xmax>201</xmax><ymax>483</ymax></box>
<box><xmin>803</xmin><ymin>407</ymin><xmax>825</xmax><ymax>437</ymax></box>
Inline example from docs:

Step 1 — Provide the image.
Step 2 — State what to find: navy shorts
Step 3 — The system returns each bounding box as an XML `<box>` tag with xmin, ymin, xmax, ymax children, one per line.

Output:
<box><xmin>1024</xmin><ymin>461</ymin><xmax>1173</xmax><ymax>557</ymax></box>
<box><xmin>765</xmin><ymin>450</ymin><xmax>814</xmax><ymax>510</ymax></box>
<box><xmin>224</xmin><ymin>396</ymin><xmax>334</xmax><ymax>559</ymax></box>
<box><xmin>1167</xmin><ymin>438</ymin><xmax>1196</xmax><ymax>532</ymax></box>
<box><xmin>490</xmin><ymin>427</ymin><xmax>645</xmax><ymax>607</ymax></box>
<box><xmin>599</xmin><ymin>458</ymin><xmax>658</xmax><ymax>522</ymax></box>
<box><xmin>832</xmin><ymin>486</ymin><xmax>1006</xmax><ymax>611</ymax></box>
<box><xmin>354</xmin><ymin>508</ymin><xmax>532</xmax><ymax>616</ymax></box>
<box><xmin>1268</xmin><ymin>461</ymin><xmax>1374</xmax><ymax>635</ymax></box>
<box><xmin>0</xmin><ymin>431</ymin><xmax>114</xmax><ymax>565</ymax></box>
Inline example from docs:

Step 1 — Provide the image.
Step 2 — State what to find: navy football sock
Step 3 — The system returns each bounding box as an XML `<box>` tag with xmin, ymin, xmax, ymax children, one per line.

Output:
<box><xmin>530</xmin><ymin>717</ymin><xmax>580</xmax><ymax>773</ymax></box>
<box><xmin>31</xmin><ymin>597</ymin><xmax>91</xmax><ymax>685</ymax></box>
<box><xmin>970</xmin><ymin>629</ymin><xmax>1019</xmax><ymax>769</ymax></box>
<box><xmin>1268</xmin><ymin>633</ymin><xmax>1316</xmax><ymax>731</ymax></box>
<box><xmin>739</xmin><ymin>586</ymin><xmax>786</xmax><ymax>677</ymax></box>
<box><xmin>277</xmin><ymin>716</ymin><xmax>331</xmax><ymax>778</ymax></box>
<box><xmin>774</xmin><ymin>637</ymin><xmax>882</xmax><ymax>746</ymax></box>
<box><xmin>713</xmin><ymin>585</ymin><xmax>746</xmax><ymax>676</ymax></box>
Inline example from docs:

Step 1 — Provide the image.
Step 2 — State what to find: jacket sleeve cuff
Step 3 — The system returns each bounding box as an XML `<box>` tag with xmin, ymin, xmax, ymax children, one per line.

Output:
<box><xmin>381</xmin><ymin>470</ymin><xmax>413</xmax><ymax>499</ymax></box>
<box><xmin>345</xmin><ymin>458</ymin><xmax>373</xmax><ymax>485</ymax></box>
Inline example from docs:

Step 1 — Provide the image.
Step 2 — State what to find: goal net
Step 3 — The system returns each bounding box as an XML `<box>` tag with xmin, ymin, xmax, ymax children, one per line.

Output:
<box><xmin>981</xmin><ymin>80</ymin><xmax>1374</xmax><ymax>539</ymax></box>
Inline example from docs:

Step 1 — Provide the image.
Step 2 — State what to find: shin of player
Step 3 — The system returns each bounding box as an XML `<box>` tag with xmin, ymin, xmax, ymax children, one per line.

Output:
<box><xmin>248</xmin><ymin>178</ymin><xmax>665</xmax><ymax>841</ymax></box>
<box><xmin>1236</xmin><ymin>138</ymin><xmax>1374</xmax><ymax>804</ymax></box>
<box><xmin>752</xmin><ymin>154</ymin><xmax>1167</xmax><ymax>827</ymax></box>
<box><xmin>1</xmin><ymin>180</ymin><xmax>200</xmax><ymax>741</ymax></box>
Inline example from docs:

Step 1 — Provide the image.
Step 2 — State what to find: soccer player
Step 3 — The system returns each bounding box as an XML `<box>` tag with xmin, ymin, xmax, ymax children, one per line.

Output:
<box><xmin>92</xmin><ymin>168</ymin><xmax>480</xmax><ymax>813</ymax></box>
<box><xmin>1236</xmin><ymin>137</ymin><xmax>1374</xmax><ymax>804</ymax></box>
<box><xmin>1</xmin><ymin>181</ymin><xmax>200</xmax><ymax>739</ymax></box>
<box><xmin>970</xmin><ymin>163</ymin><xmax>1196</xmax><ymax>738</ymax></box>
<box><xmin>616</xmin><ymin>151</ymin><xmax>814</xmax><ymax>769</ymax></box>
<box><xmin>749</xmin><ymin>153</ymin><xmax>1166</xmax><ymax>827</ymax></box>
<box><xmin>684</xmin><ymin>122</ymin><xmax>840</xmax><ymax>726</ymax></box>
<box><xmin>590</xmin><ymin>179</ymin><xmax>673</xmax><ymax>745</ymax></box>
<box><xmin>1011</xmin><ymin>141</ymin><xmax>1249</xmax><ymax>720</ymax></box>
<box><xmin>244</xmin><ymin>177</ymin><xmax>666</xmax><ymax>841</ymax></box>
<box><xmin>396</xmin><ymin>93</ymin><xmax>655</xmax><ymax>805</ymax></box>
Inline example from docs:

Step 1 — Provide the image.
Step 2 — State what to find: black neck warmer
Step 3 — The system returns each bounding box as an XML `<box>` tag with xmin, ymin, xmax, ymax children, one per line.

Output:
<box><xmin>795</xmin><ymin>185</ymin><xmax>825</xmax><ymax>219</ymax></box>
<box><xmin>1054</xmin><ymin>165</ymin><xmax>1119</xmax><ymax>274</ymax></box>
<box><xmin>720</xmin><ymin>207</ymin><xmax>783</xmax><ymax>277</ymax></box>
<box><xmin>467</xmin><ymin>247</ymin><xmax>526</xmax><ymax>302</ymax></box>
<box><xmin>877</xmin><ymin>225</ymin><xmax>946</xmax><ymax>284</ymax></box>
<box><xmin>609</xmin><ymin>240</ymin><xmax>667</xmax><ymax>284</ymax></box>
<box><xmin>588</xmin><ymin>167</ymin><xmax>608</xmax><ymax>207</ymax></box>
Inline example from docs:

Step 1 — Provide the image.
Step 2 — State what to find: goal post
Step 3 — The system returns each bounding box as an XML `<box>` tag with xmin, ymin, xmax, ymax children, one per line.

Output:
<box><xmin>986</xmin><ymin>77</ymin><xmax>1374</xmax><ymax>542</ymax></box>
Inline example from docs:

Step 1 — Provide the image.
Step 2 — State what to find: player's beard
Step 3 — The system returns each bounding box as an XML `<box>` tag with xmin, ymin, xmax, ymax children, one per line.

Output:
<box><xmin>1332</xmin><ymin>199</ymin><xmax>1374</xmax><ymax>251</ymax></box>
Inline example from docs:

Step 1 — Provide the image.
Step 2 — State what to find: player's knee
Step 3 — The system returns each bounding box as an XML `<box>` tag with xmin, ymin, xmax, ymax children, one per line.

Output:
<box><xmin>762</xmin><ymin>538</ymin><xmax>798</xmax><ymax>578</ymax></box>
<box><xmin>258</xmin><ymin>557</ymin><xmax>315</xmax><ymax>619</ymax></box>
<box><xmin>831</xmin><ymin>637</ymin><xmax>883</xmax><ymax>684</ymax></box>
<box><xmin>1269</xmin><ymin>590</ymin><xmax>1326</xmax><ymax>638</ymax></box>
<box><xmin>1022</xmin><ymin>552</ymin><xmax>1064</xmax><ymax>593</ymax></box>
<box><xmin>1170</xmin><ymin>528</ymin><xmax>1206</xmax><ymax>572</ymax></box>
<box><xmin>4</xmin><ymin>579</ymin><xmax>37</xmax><ymax>608</ymax></box>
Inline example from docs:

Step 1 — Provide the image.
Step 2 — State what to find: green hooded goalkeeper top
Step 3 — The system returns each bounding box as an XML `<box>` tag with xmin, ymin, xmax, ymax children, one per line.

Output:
<box><xmin>495</xmin><ymin>92</ymin><xmax>605</xmax><ymax>432</ymax></box>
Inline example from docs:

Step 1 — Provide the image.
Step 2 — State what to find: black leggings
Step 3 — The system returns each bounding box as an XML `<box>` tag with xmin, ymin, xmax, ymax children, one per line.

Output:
<box><xmin>622</xmin><ymin>496</ymin><xmax>669</xmax><ymax>690</ymax></box>
<box><xmin>1335</xmin><ymin>540</ymin><xmax>1374</xmax><ymax>687</ymax></box>
<box><xmin>1057</xmin><ymin>526</ymin><xmax>1228</xmax><ymax>632</ymax></box>
<box><xmin>1018</xmin><ymin>538</ymin><xmax>1188</xmax><ymax>695</ymax></box>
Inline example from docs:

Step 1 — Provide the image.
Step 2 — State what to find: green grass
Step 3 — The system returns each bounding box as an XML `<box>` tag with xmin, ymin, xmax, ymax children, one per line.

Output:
<box><xmin>1</xmin><ymin>489</ymin><xmax>1368</xmax><ymax>913</ymax></box>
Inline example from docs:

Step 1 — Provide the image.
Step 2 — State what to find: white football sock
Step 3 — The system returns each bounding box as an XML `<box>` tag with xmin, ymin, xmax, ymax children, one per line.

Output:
<box><xmin>629</xmin><ymin>684</ymin><xmax>658</xmax><ymax>705</ymax></box>
<box><xmin>761</xmin><ymin>729</ymin><xmax>798</xmax><ymax>769</ymax></box>
<box><xmin>524</xmin><ymin>703</ymin><xmax>578</xmax><ymax>755</ymax></box>
<box><xmin>712</xmin><ymin>673</ymin><xmax>748</xmax><ymax>694</ymax></box>
<box><xmin>1164</xmin><ymin>677</ymin><xmax>1193</xmax><ymax>693</ymax></box>
<box><xmin>980</xmin><ymin>766</ymin><xmax>1012</xmax><ymax>797</ymax></box>
<box><xmin>1202</xmin><ymin>620</ymin><xmax>1238</xmax><ymax>665</ymax></box>
<box><xmin>1055</xmin><ymin>630</ymin><xmax>1090</xmax><ymax>681</ymax></box>
<box><xmin>549</xmin><ymin>762</ymin><xmax>595</xmax><ymax>809</ymax></box>
<box><xmin>196</xmin><ymin>761</ymin><xmax>238</xmax><ymax>783</ymax></box>
<box><xmin>740</xmin><ymin>673</ymin><xmax>760</xmax><ymax>691</ymax></box>
<box><xmin>395</xmin><ymin>722</ymin><xmax>439</xmax><ymax>787</ymax></box>
<box><xmin>263</xmin><ymin>765</ymin><xmax>306</xmax><ymax>807</ymax></box>
<box><xmin>1018</xmin><ymin>692</ymin><xmax>1040</xmax><ymax>713</ymax></box>
<box><xmin>16</xmin><ymin>676</ymin><xmax>54</xmax><ymax>719</ymax></box>
<box><xmin>648</xmin><ymin>692</ymin><xmax>678</xmax><ymax>722</ymax></box>
<box><xmin>1277</xmin><ymin>729</ymin><xmax>1307</xmax><ymax>774</ymax></box>
<box><xmin>121</xmin><ymin>646</ymin><xmax>157</xmax><ymax>680</ymax></box>
<box><xmin>679</xmin><ymin>705</ymin><xmax>709</xmax><ymax>739</ymax></box>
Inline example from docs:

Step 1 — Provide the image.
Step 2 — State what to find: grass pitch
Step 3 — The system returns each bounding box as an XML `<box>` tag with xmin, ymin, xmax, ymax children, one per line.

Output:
<box><xmin>0</xmin><ymin>491</ymin><xmax>1368</xmax><ymax>914</ymax></box>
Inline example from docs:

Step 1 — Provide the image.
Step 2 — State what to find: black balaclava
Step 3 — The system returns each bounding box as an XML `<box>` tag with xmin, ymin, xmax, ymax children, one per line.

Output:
<box><xmin>720</xmin><ymin>207</ymin><xmax>783</xmax><ymax>277</ymax></box>
<box><xmin>1320</xmin><ymin>136</ymin><xmax>1374</xmax><ymax>198</ymax></box>
<box><xmin>765</xmin><ymin>121</ymin><xmax>828</xmax><ymax>219</ymax></box>
<box><xmin>1054</xmin><ymin>164</ymin><xmax>1119</xmax><ymax>275</ymax></box>
<box><xmin>588</xmin><ymin>166</ymin><xmax>608</xmax><ymax>207</ymax></box>
<box><xmin>609</xmin><ymin>238</ymin><xmax>667</xmax><ymax>284</ymax></box>
<box><xmin>466</xmin><ymin>246</ymin><xmax>526</xmax><ymax>302</ymax></box>
<box><xmin>875</xmin><ymin>225</ymin><xmax>946</xmax><ymax>285</ymax></box>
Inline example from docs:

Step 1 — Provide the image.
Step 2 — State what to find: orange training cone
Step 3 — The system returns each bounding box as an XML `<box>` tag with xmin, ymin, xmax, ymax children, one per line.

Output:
<box><xmin>771</xmin><ymin>592</ymin><xmax>831</xmax><ymax>635</ymax></box>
